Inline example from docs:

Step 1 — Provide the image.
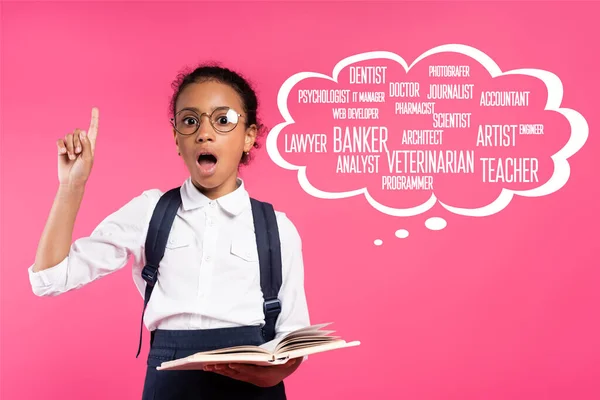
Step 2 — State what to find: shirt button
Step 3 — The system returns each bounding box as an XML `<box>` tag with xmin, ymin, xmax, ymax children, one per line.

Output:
<box><xmin>210</xmin><ymin>202</ymin><xmax>216</xmax><ymax>208</ymax></box>
<box><xmin>205</xmin><ymin>255</ymin><xmax>211</xmax><ymax>262</ymax></box>
<box><xmin>207</xmin><ymin>219</ymin><xmax>214</xmax><ymax>227</ymax></box>
<box><xmin>168</xmin><ymin>239</ymin><xmax>174</xmax><ymax>244</ymax></box>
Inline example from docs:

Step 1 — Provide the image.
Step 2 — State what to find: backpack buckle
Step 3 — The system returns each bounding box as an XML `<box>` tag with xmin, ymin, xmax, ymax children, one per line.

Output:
<box><xmin>263</xmin><ymin>299</ymin><xmax>281</xmax><ymax>316</ymax></box>
<box><xmin>141</xmin><ymin>264</ymin><xmax>158</xmax><ymax>286</ymax></box>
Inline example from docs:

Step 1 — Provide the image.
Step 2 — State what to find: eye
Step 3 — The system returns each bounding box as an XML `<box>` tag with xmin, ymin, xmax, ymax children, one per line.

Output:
<box><xmin>213</xmin><ymin>110</ymin><xmax>232</xmax><ymax>126</ymax></box>
<box><xmin>182</xmin><ymin>116</ymin><xmax>198</xmax><ymax>126</ymax></box>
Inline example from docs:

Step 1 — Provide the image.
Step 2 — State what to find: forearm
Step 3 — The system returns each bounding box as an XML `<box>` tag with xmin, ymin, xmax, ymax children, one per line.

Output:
<box><xmin>33</xmin><ymin>183</ymin><xmax>86</xmax><ymax>272</ymax></box>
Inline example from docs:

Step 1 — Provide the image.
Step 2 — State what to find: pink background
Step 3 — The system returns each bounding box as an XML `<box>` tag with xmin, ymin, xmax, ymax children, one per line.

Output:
<box><xmin>2</xmin><ymin>1</ymin><xmax>599</xmax><ymax>399</ymax></box>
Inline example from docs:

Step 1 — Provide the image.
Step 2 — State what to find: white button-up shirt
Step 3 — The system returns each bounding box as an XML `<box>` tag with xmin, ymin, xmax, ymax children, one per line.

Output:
<box><xmin>28</xmin><ymin>178</ymin><xmax>310</xmax><ymax>339</ymax></box>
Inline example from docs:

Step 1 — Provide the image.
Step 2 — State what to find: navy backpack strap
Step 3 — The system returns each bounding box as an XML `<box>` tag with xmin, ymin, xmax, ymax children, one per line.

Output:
<box><xmin>250</xmin><ymin>198</ymin><xmax>283</xmax><ymax>342</ymax></box>
<box><xmin>136</xmin><ymin>187</ymin><xmax>182</xmax><ymax>358</ymax></box>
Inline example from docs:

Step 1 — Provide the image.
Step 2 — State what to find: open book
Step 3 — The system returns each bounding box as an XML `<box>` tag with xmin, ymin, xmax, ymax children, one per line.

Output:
<box><xmin>156</xmin><ymin>323</ymin><xmax>360</xmax><ymax>370</ymax></box>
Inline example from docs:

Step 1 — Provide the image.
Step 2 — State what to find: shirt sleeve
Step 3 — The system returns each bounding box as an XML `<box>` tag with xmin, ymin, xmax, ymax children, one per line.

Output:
<box><xmin>273</xmin><ymin>212</ymin><xmax>311</xmax><ymax>338</ymax></box>
<box><xmin>27</xmin><ymin>189</ymin><xmax>159</xmax><ymax>297</ymax></box>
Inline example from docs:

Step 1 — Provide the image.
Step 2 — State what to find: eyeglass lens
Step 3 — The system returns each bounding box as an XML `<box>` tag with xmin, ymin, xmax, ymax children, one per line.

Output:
<box><xmin>173</xmin><ymin>107</ymin><xmax>240</xmax><ymax>134</ymax></box>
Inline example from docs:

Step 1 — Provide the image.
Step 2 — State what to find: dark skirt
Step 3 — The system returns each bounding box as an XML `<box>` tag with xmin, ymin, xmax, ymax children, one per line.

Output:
<box><xmin>142</xmin><ymin>326</ymin><xmax>286</xmax><ymax>400</ymax></box>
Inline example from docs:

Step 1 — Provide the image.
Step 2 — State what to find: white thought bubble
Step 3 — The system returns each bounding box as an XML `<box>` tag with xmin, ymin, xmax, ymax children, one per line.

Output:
<box><xmin>266</xmin><ymin>44</ymin><xmax>589</xmax><ymax>217</ymax></box>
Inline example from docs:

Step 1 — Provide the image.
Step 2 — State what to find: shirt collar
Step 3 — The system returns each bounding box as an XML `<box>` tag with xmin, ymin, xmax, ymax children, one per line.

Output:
<box><xmin>180</xmin><ymin>177</ymin><xmax>249</xmax><ymax>216</ymax></box>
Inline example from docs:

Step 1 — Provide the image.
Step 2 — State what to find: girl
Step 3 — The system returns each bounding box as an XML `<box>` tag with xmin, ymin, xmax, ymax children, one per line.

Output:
<box><xmin>29</xmin><ymin>65</ymin><xmax>310</xmax><ymax>399</ymax></box>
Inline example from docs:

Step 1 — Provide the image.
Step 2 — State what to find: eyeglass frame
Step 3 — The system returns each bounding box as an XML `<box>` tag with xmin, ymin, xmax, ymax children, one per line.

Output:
<box><xmin>170</xmin><ymin>106</ymin><xmax>250</xmax><ymax>135</ymax></box>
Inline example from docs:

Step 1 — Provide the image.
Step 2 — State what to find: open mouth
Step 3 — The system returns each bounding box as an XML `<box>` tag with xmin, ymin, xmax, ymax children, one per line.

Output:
<box><xmin>196</xmin><ymin>151</ymin><xmax>218</xmax><ymax>175</ymax></box>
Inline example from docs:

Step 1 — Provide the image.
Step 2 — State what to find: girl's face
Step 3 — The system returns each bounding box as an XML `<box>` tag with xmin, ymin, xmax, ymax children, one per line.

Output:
<box><xmin>173</xmin><ymin>81</ymin><xmax>256</xmax><ymax>198</ymax></box>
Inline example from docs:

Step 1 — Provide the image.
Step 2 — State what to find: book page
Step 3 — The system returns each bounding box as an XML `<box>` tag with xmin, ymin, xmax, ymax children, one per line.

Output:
<box><xmin>280</xmin><ymin>329</ymin><xmax>336</xmax><ymax>342</ymax></box>
<box><xmin>281</xmin><ymin>323</ymin><xmax>333</xmax><ymax>338</ymax></box>
<box><xmin>279</xmin><ymin>340</ymin><xmax>361</xmax><ymax>361</ymax></box>
<box><xmin>157</xmin><ymin>352</ymin><xmax>275</xmax><ymax>371</ymax></box>
<box><xmin>276</xmin><ymin>337</ymin><xmax>342</xmax><ymax>353</ymax></box>
<box><xmin>259</xmin><ymin>323</ymin><xmax>334</xmax><ymax>353</ymax></box>
<box><xmin>186</xmin><ymin>345</ymin><xmax>272</xmax><ymax>356</ymax></box>
<box><xmin>275</xmin><ymin>336</ymin><xmax>341</xmax><ymax>353</ymax></box>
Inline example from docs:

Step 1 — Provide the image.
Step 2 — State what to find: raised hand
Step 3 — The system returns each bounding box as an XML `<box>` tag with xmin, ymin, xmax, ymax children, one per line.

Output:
<box><xmin>57</xmin><ymin>107</ymin><xmax>99</xmax><ymax>187</ymax></box>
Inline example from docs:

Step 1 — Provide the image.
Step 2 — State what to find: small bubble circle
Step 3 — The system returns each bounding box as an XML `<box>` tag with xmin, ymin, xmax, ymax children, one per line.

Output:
<box><xmin>374</xmin><ymin>239</ymin><xmax>383</xmax><ymax>246</ymax></box>
<box><xmin>395</xmin><ymin>229</ymin><xmax>409</xmax><ymax>239</ymax></box>
<box><xmin>425</xmin><ymin>217</ymin><xmax>447</xmax><ymax>231</ymax></box>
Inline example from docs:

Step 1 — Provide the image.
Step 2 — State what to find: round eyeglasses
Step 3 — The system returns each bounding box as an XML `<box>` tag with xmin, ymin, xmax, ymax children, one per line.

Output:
<box><xmin>170</xmin><ymin>107</ymin><xmax>246</xmax><ymax>135</ymax></box>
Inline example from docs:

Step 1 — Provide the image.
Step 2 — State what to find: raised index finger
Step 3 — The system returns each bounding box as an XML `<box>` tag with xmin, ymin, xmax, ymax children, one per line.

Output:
<box><xmin>87</xmin><ymin>107</ymin><xmax>99</xmax><ymax>151</ymax></box>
